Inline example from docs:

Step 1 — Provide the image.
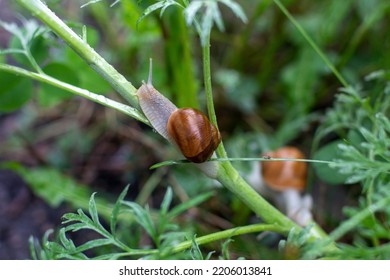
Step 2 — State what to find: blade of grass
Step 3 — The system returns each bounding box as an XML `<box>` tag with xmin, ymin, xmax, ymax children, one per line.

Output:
<box><xmin>272</xmin><ymin>0</ymin><xmax>349</xmax><ymax>88</ymax></box>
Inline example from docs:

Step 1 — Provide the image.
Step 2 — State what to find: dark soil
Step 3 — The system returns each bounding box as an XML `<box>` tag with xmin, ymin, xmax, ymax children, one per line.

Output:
<box><xmin>0</xmin><ymin>169</ymin><xmax>65</xmax><ymax>259</ymax></box>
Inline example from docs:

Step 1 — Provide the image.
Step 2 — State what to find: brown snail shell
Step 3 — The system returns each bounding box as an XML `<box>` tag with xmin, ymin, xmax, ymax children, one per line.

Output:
<box><xmin>261</xmin><ymin>147</ymin><xmax>307</xmax><ymax>192</ymax></box>
<box><xmin>167</xmin><ymin>108</ymin><xmax>221</xmax><ymax>163</ymax></box>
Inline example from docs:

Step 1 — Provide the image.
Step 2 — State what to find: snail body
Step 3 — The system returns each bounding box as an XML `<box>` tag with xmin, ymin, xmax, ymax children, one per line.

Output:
<box><xmin>137</xmin><ymin>62</ymin><xmax>177</xmax><ymax>140</ymax></box>
<box><xmin>137</xmin><ymin>59</ymin><xmax>221</xmax><ymax>165</ymax></box>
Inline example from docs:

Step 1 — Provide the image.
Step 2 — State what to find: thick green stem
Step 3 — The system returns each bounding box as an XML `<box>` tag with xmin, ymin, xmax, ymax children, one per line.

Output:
<box><xmin>217</xmin><ymin>161</ymin><xmax>296</xmax><ymax>231</ymax></box>
<box><xmin>217</xmin><ymin>161</ymin><xmax>329</xmax><ymax>239</ymax></box>
<box><xmin>15</xmin><ymin>0</ymin><xmax>139</xmax><ymax>108</ymax></box>
<box><xmin>201</xmin><ymin>29</ymin><xmax>328</xmax><ymax>240</ymax></box>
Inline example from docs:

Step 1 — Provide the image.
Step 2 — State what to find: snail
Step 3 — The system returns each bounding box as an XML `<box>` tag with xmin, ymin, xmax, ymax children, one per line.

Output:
<box><xmin>246</xmin><ymin>146</ymin><xmax>313</xmax><ymax>226</ymax></box>
<box><xmin>261</xmin><ymin>146</ymin><xmax>307</xmax><ymax>192</ymax></box>
<box><xmin>137</xmin><ymin>59</ymin><xmax>221</xmax><ymax>170</ymax></box>
<box><xmin>167</xmin><ymin>108</ymin><xmax>221</xmax><ymax>163</ymax></box>
<box><xmin>261</xmin><ymin>147</ymin><xmax>312</xmax><ymax>226</ymax></box>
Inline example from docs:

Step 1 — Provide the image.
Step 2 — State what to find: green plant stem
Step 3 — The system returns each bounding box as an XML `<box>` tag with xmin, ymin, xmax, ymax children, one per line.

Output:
<box><xmin>272</xmin><ymin>0</ymin><xmax>349</xmax><ymax>88</ymax></box>
<box><xmin>150</xmin><ymin>157</ymin><xmax>334</xmax><ymax>169</ymax></box>
<box><xmin>172</xmin><ymin>223</ymin><xmax>283</xmax><ymax>253</ymax></box>
<box><xmin>202</xmin><ymin>34</ymin><xmax>217</xmax><ymax>124</ymax></box>
<box><xmin>97</xmin><ymin>223</ymin><xmax>284</xmax><ymax>258</ymax></box>
<box><xmin>217</xmin><ymin>162</ymin><xmax>296</xmax><ymax>230</ymax></box>
<box><xmin>202</xmin><ymin>33</ymin><xmax>228</xmax><ymax>158</ymax></box>
<box><xmin>201</xmin><ymin>31</ymin><xmax>328</xmax><ymax>240</ymax></box>
<box><xmin>0</xmin><ymin>63</ymin><xmax>148</xmax><ymax>124</ymax></box>
<box><xmin>25</xmin><ymin>48</ymin><xmax>43</xmax><ymax>74</ymax></box>
<box><xmin>214</xmin><ymin>160</ymin><xmax>339</xmax><ymax>240</ymax></box>
<box><xmin>15</xmin><ymin>0</ymin><xmax>139</xmax><ymax>108</ymax></box>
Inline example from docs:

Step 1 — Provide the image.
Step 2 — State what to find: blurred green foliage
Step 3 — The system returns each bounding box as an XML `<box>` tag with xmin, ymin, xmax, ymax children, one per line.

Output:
<box><xmin>1</xmin><ymin>0</ymin><xmax>390</xmax><ymax>259</ymax></box>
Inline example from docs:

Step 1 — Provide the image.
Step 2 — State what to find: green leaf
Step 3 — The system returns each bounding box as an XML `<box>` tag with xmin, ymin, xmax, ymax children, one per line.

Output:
<box><xmin>3</xmin><ymin>163</ymin><xmax>91</xmax><ymax>208</ymax></box>
<box><xmin>0</xmin><ymin>21</ymin><xmax>23</xmax><ymax>41</ymax></box>
<box><xmin>210</xmin><ymin>2</ymin><xmax>224</xmax><ymax>31</ymax></box>
<box><xmin>160</xmin><ymin>187</ymin><xmax>173</xmax><ymax>217</ymax></box>
<box><xmin>58</xmin><ymin>228</ymin><xmax>77</xmax><ymax>252</ymax></box>
<box><xmin>38</xmin><ymin>63</ymin><xmax>79</xmax><ymax>107</ymax></box>
<box><xmin>137</xmin><ymin>1</ymin><xmax>166</xmax><ymax>26</ymax></box>
<box><xmin>168</xmin><ymin>191</ymin><xmax>214</xmax><ymax>219</ymax></box>
<box><xmin>122</xmin><ymin>201</ymin><xmax>156</xmax><ymax>240</ymax></box>
<box><xmin>63</xmin><ymin>222</ymin><xmax>88</xmax><ymax>233</ymax></box>
<box><xmin>3</xmin><ymin>19</ymin><xmax>49</xmax><ymax>69</ymax></box>
<box><xmin>345</xmin><ymin>172</ymin><xmax>370</xmax><ymax>184</ymax></box>
<box><xmin>220</xmin><ymin>238</ymin><xmax>233</xmax><ymax>260</ymax></box>
<box><xmin>1</xmin><ymin>163</ymin><xmax>120</xmax><ymax>232</ymax></box>
<box><xmin>9</xmin><ymin>33</ymin><xmax>49</xmax><ymax>68</ymax></box>
<box><xmin>80</xmin><ymin>0</ymin><xmax>104</xmax><ymax>8</ymax></box>
<box><xmin>359</xmin><ymin>127</ymin><xmax>377</xmax><ymax>144</ymax></box>
<box><xmin>376</xmin><ymin>113</ymin><xmax>390</xmax><ymax>133</ymax></box>
<box><xmin>312</xmin><ymin>140</ymin><xmax>351</xmax><ymax>185</ymax></box>
<box><xmin>62</xmin><ymin>212</ymin><xmax>83</xmax><ymax>222</ymax></box>
<box><xmin>184</xmin><ymin>0</ymin><xmax>247</xmax><ymax>45</ymax></box>
<box><xmin>29</xmin><ymin>231</ymin><xmax>55</xmax><ymax>260</ymax></box>
<box><xmin>29</xmin><ymin>236</ymin><xmax>39</xmax><ymax>260</ymax></box>
<box><xmin>63</xmin><ymin>209</ymin><xmax>92</xmax><ymax>229</ymax></box>
<box><xmin>200</xmin><ymin>4</ymin><xmax>214</xmax><ymax>44</ymax></box>
<box><xmin>190</xmin><ymin>235</ymin><xmax>204</xmax><ymax>260</ymax></box>
<box><xmin>74</xmin><ymin>239</ymin><xmax>114</xmax><ymax>253</ymax></box>
<box><xmin>184</xmin><ymin>1</ymin><xmax>203</xmax><ymax>26</ymax></box>
<box><xmin>160</xmin><ymin>0</ymin><xmax>183</xmax><ymax>16</ymax></box>
<box><xmin>218</xmin><ymin>0</ymin><xmax>248</xmax><ymax>23</ymax></box>
<box><xmin>137</xmin><ymin>0</ymin><xmax>183</xmax><ymax>27</ymax></box>
<box><xmin>89</xmin><ymin>192</ymin><xmax>100</xmax><ymax>224</ymax></box>
<box><xmin>110</xmin><ymin>185</ymin><xmax>130</xmax><ymax>235</ymax></box>
<box><xmin>0</xmin><ymin>73</ymin><xmax>32</xmax><ymax>112</ymax></box>
<box><xmin>346</xmin><ymin>129</ymin><xmax>365</xmax><ymax>150</ymax></box>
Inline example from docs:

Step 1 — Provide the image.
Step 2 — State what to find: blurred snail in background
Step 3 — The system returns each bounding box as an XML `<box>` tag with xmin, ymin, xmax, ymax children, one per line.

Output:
<box><xmin>137</xmin><ymin>59</ymin><xmax>221</xmax><ymax>175</ymax></box>
<box><xmin>247</xmin><ymin>146</ymin><xmax>313</xmax><ymax>226</ymax></box>
<box><xmin>261</xmin><ymin>147</ymin><xmax>307</xmax><ymax>192</ymax></box>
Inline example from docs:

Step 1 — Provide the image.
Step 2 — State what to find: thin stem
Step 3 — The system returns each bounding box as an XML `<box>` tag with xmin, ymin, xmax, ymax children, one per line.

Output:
<box><xmin>202</xmin><ymin>33</ymin><xmax>228</xmax><ymax>158</ymax></box>
<box><xmin>150</xmin><ymin>157</ymin><xmax>334</xmax><ymax>169</ymax></box>
<box><xmin>0</xmin><ymin>63</ymin><xmax>149</xmax><ymax>124</ymax></box>
<box><xmin>272</xmin><ymin>0</ymin><xmax>349</xmax><ymax>88</ymax></box>
<box><xmin>202</xmin><ymin>34</ymin><xmax>216</xmax><ymax>124</ymax></box>
<box><xmin>25</xmin><ymin>48</ymin><xmax>43</xmax><ymax>74</ymax></box>
<box><xmin>92</xmin><ymin>224</ymin><xmax>284</xmax><ymax>257</ymax></box>
<box><xmin>15</xmin><ymin>0</ymin><xmax>139</xmax><ymax>108</ymax></box>
<box><xmin>172</xmin><ymin>223</ymin><xmax>283</xmax><ymax>253</ymax></box>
